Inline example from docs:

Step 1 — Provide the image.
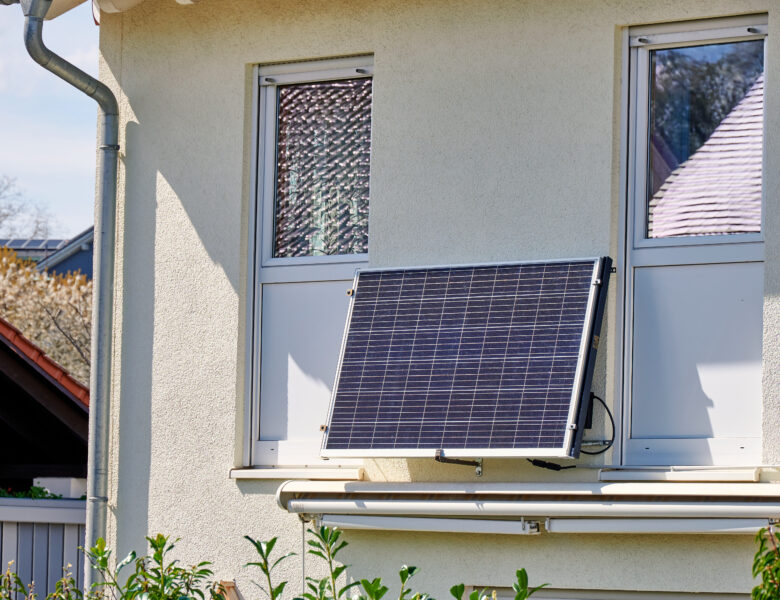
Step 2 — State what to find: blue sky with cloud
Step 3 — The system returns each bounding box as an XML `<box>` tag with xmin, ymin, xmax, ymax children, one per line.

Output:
<box><xmin>0</xmin><ymin>1</ymin><xmax>97</xmax><ymax>238</ymax></box>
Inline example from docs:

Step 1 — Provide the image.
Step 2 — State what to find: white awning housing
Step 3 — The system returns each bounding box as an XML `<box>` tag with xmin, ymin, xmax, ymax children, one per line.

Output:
<box><xmin>277</xmin><ymin>480</ymin><xmax>780</xmax><ymax>535</ymax></box>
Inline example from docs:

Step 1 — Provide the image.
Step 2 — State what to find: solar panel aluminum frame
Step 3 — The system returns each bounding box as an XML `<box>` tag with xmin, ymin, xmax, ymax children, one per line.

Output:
<box><xmin>321</xmin><ymin>256</ymin><xmax>611</xmax><ymax>459</ymax></box>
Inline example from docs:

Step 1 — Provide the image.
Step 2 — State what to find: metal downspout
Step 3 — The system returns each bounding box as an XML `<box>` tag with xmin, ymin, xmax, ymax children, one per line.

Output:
<box><xmin>9</xmin><ymin>0</ymin><xmax>118</xmax><ymax>590</ymax></box>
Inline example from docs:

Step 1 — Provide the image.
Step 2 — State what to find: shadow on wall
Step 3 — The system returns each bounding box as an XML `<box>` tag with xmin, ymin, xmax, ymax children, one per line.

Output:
<box><xmin>112</xmin><ymin>51</ymin><xmax>247</xmax><ymax>546</ymax></box>
<box><xmin>115</xmin><ymin>121</ymin><xmax>153</xmax><ymax>558</ymax></box>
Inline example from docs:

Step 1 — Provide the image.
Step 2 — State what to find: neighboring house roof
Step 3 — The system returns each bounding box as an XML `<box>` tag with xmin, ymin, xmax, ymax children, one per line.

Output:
<box><xmin>0</xmin><ymin>315</ymin><xmax>88</xmax><ymax>481</ymax></box>
<box><xmin>0</xmin><ymin>316</ymin><xmax>89</xmax><ymax>408</ymax></box>
<box><xmin>36</xmin><ymin>226</ymin><xmax>94</xmax><ymax>278</ymax></box>
<box><xmin>648</xmin><ymin>74</ymin><xmax>763</xmax><ymax>238</ymax></box>
<box><xmin>0</xmin><ymin>237</ymin><xmax>69</xmax><ymax>262</ymax></box>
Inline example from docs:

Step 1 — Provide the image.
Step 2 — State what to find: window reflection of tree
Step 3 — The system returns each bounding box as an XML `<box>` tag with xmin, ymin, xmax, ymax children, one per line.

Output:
<box><xmin>649</xmin><ymin>40</ymin><xmax>764</xmax><ymax>196</ymax></box>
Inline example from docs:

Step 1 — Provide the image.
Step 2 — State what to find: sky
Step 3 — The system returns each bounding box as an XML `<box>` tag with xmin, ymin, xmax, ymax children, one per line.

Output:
<box><xmin>0</xmin><ymin>0</ymin><xmax>98</xmax><ymax>239</ymax></box>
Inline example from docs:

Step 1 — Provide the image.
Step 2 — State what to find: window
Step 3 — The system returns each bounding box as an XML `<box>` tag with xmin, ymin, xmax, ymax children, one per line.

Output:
<box><xmin>622</xmin><ymin>17</ymin><xmax>766</xmax><ymax>466</ymax></box>
<box><xmin>249</xmin><ymin>56</ymin><xmax>374</xmax><ymax>467</ymax></box>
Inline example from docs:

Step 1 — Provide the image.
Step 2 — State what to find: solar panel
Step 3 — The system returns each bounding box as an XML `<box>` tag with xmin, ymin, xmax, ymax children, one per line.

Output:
<box><xmin>321</xmin><ymin>257</ymin><xmax>611</xmax><ymax>459</ymax></box>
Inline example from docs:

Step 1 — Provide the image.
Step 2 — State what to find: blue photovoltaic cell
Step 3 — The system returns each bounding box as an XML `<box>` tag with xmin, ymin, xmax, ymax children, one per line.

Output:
<box><xmin>323</xmin><ymin>259</ymin><xmax>602</xmax><ymax>454</ymax></box>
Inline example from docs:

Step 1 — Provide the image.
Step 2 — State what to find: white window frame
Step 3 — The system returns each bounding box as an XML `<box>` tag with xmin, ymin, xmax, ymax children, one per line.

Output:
<box><xmin>245</xmin><ymin>56</ymin><xmax>374</xmax><ymax>469</ymax></box>
<box><xmin>616</xmin><ymin>15</ymin><xmax>767</xmax><ymax>467</ymax></box>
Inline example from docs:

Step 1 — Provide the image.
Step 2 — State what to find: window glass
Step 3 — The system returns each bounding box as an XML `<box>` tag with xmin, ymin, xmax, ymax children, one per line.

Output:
<box><xmin>647</xmin><ymin>40</ymin><xmax>764</xmax><ymax>238</ymax></box>
<box><xmin>273</xmin><ymin>77</ymin><xmax>372</xmax><ymax>258</ymax></box>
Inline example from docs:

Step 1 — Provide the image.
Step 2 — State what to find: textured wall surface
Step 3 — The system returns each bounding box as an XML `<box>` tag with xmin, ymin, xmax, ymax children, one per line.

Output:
<box><xmin>98</xmin><ymin>0</ymin><xmax>777</xmax><ymax>596</ymax></box>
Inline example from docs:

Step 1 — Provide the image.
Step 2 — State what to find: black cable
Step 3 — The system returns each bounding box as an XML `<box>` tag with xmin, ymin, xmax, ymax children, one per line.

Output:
<box><xmin>580</xmin><ymin>393</ymin><xmax>615</xmax><ymax>455</ymax></box>
<box><xmin>526</xmin><ymin>394</ymin><xmax>616</xmax><ymax>470</ymax></box>
<box><xmin>526</xmin><ymin>459</ymin><xmax>576</xmax><ymax>471</ymax></box>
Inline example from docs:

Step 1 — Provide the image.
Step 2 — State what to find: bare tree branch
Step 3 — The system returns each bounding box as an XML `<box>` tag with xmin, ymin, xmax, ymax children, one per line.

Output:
<box><xmin>0</xmin><ymin>174</ymin><xmax>58</xmax><ymax>239</ymax></box>
<box><xmin>39</xmin><ymin>302</ymin><xmax>91</xmax><ymax>367</ymax></box>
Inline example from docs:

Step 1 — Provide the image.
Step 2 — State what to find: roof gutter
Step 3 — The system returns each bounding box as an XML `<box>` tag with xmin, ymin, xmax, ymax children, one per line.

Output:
<box><xmin>1</xmin><ymin>0</ymin><xmax>118</xmax><ymax>590</ymax></box>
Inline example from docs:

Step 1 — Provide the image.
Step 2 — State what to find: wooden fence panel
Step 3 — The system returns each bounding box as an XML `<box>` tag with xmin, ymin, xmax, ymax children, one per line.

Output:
<box><xmin>62</xmin><ymin>524</ymin><xmax>80</xmax><ymax>587</ymax></box>
<box><xmin>17</xmin><ymin>523</ymin><xmax>34</xmax><ymax>592</ymax></box>
<box><xmin>0</xmin><ymin>499</ymin><xmax>86</xmax><ymax>596</ymax></box>
<box><xmin>32</xmin><ymin>523</ymin><xmax>48</xmax><ymax>592</ymax></box>
<box><xmin>47</xmin><ymin>524</ymin><xmax>64</xmax><ymax>592</ymax></box>
<box><xmin>1</xmin><ymin>522</ymin><xmax>16</xmax><ymax>570</ymax></box>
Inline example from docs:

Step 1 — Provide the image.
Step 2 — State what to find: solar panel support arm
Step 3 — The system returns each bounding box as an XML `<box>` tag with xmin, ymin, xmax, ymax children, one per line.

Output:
<box><xmin>434</xmin><ymin>449</ymin><xmax>483</xmax><ymax>477</ymax></box>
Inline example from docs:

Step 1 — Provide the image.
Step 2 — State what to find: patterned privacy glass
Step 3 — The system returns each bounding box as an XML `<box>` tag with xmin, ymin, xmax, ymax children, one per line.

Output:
<box><xmin>273</xmin><ymin>77</ymin><xmax>372</xmax><ymax>258</ymax></box>
<box><xmin>647</xmin><ymin>40</ymin><xmax>764</xmax><ymax>238</ymax></box>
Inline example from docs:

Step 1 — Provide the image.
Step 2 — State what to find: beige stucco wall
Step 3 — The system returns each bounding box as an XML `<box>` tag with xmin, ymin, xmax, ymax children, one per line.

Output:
<box><xmin>98</xmin><ymin>0</ymin><xmax>778</xmax><ymax>596</ymax></box>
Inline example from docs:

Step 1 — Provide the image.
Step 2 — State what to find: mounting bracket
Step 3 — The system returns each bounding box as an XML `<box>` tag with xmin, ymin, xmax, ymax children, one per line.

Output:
<box><xmin>434</xmin><ymin>449</ymin><xmax>483</xmax><ymax>476</ymax></box>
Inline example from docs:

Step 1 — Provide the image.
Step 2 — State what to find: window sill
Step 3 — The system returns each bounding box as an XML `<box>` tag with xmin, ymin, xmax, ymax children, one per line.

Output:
<box><xmin>230</xmin><ymin>467</ymin><xmax>364</xmax><ymax>481</ymax></box>
<box><xmin>598</xmin><ymin>467</ymin><xmax>763</xmax><ymax>482</ymax></box>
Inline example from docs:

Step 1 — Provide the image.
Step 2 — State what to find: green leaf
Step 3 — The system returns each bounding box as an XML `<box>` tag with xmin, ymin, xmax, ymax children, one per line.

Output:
<box><xmin>244</xmin><ymin>536</ymin><xmax>264</xmax><ymax>555</ymax></box>
<box><xmin>338</xmin><ymin>581</ymin><xmax>361</xmax><ymax>598</ymax></box>
<box><xmin>469</xmin><ymin>589</ymin><xmax>488</xmax><ymax>600</ymax></box>
<box><xmin>516</xmin><ymin>570</ymin><xmax>528</xmax><ymax>591</ymax></box>
<box><xmin>361</xmin><ymin>578</ymin><xmax>389</xmax><ymax>600</ymax></box>
<box><xmin>332</xmin><ymin>565</ymin><xmax>347</xmax><ymax>580</ymax></box>
<box><xmin>117</xmin><ymin>551</ymin><xmax>137</xmax><ymax>573</ymax></box>
<box><xmin>399</xmin><ymin>565</ymin><xmax>418</xmax><ymax>585</ymax></box>
<box><xmin>332</xmin><ymin>541</ymin><xmax>349</xmax><ymax>557</ymax></box>
<box><xmin>271</xmin><ymin>552</ymin><xmax>296</xmax><ymax>570</ymax></box>
<box><xmin>450</xmin><ymin>584</ymin><xmax>465</xmax><ymax>600</ymax></box>
<box><xmin>271</xmin><ymin>581</ymin><xmax>287</xmax><ymax>600</ymax></box>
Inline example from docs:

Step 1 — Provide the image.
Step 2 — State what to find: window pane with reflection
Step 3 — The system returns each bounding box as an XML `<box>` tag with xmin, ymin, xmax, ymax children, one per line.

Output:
<box><xmin>647</xmin><ymin>40</ymin><xmax>764</xmax><ymax>238</ymax></box>
<box><xmin>273</xmin><ymin>77</ymin><xmax>372</xmax><ymax>258</ymax></box>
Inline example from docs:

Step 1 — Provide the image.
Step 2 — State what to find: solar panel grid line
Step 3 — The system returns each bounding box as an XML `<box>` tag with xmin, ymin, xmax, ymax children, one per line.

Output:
<box><xmin>510</xmin><ymin>263</ymin><xmax>546</xmax><ymax>447</ymax></box>
<box><xmin>415</xmin><ymin>269</ymin><xmax>452</xmax><ymax>449</ymax></box>
<box><xmin>486</xmin><ymin>267</ymin><xmax>523</xmax><ymax>447</ymax></box>
<box><xmin>323</xmin><ymin>257</ymin><xmax>608</xmax><ymax>458</ymax></box>
<box><xmin>356</xmin><ymin>275</ymin><xmax>393</xmax><ymax>450</ymax></box>
<box><xmin>354</xmin><ymin>272</ymin><xmax>377</xmax><ymax>451</ymax></box>
<box><xmin>389</xmin><ymin>269</ymin><xmax>431</xmax><ymax>449</ymax></box>
<box><xmin>393</xmin><ymin>270</ymin><xmax>429</xmax><ymax>447</ymax></box>
<box><xmin>463</xmin><ymin>267</ymin><xmax>499</xmax><ymax>448</ymax></box>
<box><xmin>366</xmin><ymin>270</ymin><xmax>403</xmax><ymax>450</ymax></box>
<box><xmin>535</xmin><ymin>262</ymin><xmax>569</xmax><ymax>447</ymax></box>
<box><xmin>437</xmin><ymin>268</ymin><xmax>475</xmax><ymax>451</ymax></box>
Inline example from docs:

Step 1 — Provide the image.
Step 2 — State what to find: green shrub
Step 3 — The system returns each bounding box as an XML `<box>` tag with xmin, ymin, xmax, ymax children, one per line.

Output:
<box><xmin>86</xmin><ymin>534</ymin><xmax>223</xmax><ymax>600</ymax></box>
<box><xmin>0</xmin><ymin>527</ymin><xmax>546</xmax><ymax>600</ymax></box>
<box><xmin>753</xmin><ymin>524</ymin><xmax>780</xmax><ymax>600</ymax></box>
<box><xmin>0</xmin><ymin>486</ymin><xmax>62</xmax><ymax>500</ymax></box>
